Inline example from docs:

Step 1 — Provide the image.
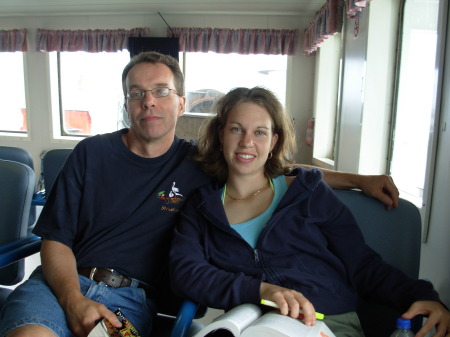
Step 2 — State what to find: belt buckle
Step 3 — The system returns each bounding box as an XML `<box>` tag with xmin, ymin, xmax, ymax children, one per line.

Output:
<box><xmin>89</xmin><ymin>267</ymin><xmax>97</xmax><ymax>280</ymax></box>
<box><xmin>89</xmin><ymin>267</ymin><xmax>114</xmax><ymax>282</ymax></box>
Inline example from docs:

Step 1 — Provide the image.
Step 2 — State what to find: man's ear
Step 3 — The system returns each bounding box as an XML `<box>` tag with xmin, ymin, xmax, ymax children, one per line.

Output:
<box><xmin>178</xmin><ymin>96</ymin><xmax>186</xmax><ymax>117</ymax></box>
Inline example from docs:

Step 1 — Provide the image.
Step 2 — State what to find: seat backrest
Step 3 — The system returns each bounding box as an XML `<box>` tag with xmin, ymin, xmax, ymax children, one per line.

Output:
<box><xmin>0</xmin><ymin>160</ymin><xmax>35</xmax><ymax>288</ymax></box>
<box><xmin>0</xmin><ymin>146</ymin><xmax>34</xmax><ymax>171</ymax></box>
<box><xmin>41</xmin><ymin>149</ymin><xmax>72</xmax><ymax>196</ymax></box>
<box><xmin>0</xmin><ymin>146</ymin><xmax>36</xmax><ymax>229</ymax></box>
<box><xmin>334</xmin><ymin>189</ymin><xmax>422</xmax><ymax>337</ymax></box>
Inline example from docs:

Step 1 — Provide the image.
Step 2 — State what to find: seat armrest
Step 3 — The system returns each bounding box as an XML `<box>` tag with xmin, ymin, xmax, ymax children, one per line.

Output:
<box><xmin>0</xmin><ymin>235</ymin><xmax>41</xmax><ymax>268</ymax></box>
<box><xmin>31</xmin><ymin>193</ymin><xmax>46</xmax><ymax>206</ymax></box>
<box><xmin>170</xmin><ymin>300</ymin><xmax>201</xmax><ymax>337</ymax></box>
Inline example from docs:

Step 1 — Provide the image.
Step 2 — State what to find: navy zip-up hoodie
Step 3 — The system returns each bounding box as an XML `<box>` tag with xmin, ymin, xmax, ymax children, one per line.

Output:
<box><xmin>170</xmin><ymin>168</ymin><xmax>439</xmax><ymax>314</ymax></box>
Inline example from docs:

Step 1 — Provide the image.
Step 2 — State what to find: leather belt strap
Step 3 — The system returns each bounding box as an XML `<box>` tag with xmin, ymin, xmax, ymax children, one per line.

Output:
<box><xmin>78</xmin><ymin>267</ymin><xmax>153</xmax><ymax>298</ymax></box>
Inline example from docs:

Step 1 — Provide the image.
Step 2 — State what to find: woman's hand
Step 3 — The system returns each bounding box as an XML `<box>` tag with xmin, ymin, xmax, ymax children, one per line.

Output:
<box><xmin>260</xmin><ymin>282</ymin><xmax>316</xmax><ymax>326</ymax></box>
<box><xmin>402</xmin><ymin>301</ymin><xmax>450</xmax><ymax>337</ymax></box>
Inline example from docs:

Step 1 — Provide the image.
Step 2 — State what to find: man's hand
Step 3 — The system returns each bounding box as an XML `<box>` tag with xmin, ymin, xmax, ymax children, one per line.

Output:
<box><xmin>355</xmin><ymin>174</ymin><xmax>399</xmax><ymax>210</ymax></box>
<box><xmin>402</xmin><ymin>301</ymin><xmax>450</xmax><ymax>337</ymax></box>
<box><xmin>40</xmin><ymin>240</ymin><xmax>122</xmax><ymax>336</ymax></box>
<box><xmin>299</xmin><ymin>165</ymin><xmax>400</xmax><ymax>210</ymax></box>
<box><xmin>64</xmin><ymin>294</ymin><xmax>122</xmax><ymax>337</ymax></box>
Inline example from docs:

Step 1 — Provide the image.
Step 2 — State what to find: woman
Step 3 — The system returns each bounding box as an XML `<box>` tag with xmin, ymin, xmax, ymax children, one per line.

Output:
<box><xmin>169</xmin><ymin>87</ymin><xmax>449</xmax><ymax>337</ymax></box>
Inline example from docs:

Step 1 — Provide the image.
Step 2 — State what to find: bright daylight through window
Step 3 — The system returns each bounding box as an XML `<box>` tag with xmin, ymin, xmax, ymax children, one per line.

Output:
<box><xmin>55</xmin><ymin>51</ymin><xmax>130</xmax><ymax>137</ymax></box>
<box><xmin>389</xmin><ymin>0</ymin><xmax>439</xmax><ymax>207</ymax></box>
<box><xmin>183</xmin><ymin>52</ymin><xmax>287</xmax><ymax>114</ymax></box>
<box><xmin>54</xmin><ymin>51</ymin><xmax>287</xmax><ymax>137</ymax></box>
<box><xmin>0</xmin><ymin>52</ymin><xmax>27</xmax><ymax>134</ymax></box>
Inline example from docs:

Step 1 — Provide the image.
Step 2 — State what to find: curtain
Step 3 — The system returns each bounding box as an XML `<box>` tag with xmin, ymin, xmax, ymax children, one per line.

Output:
<box><xmin>168</xmin><ymin>27</ymin><xmax>299</xmax><ymax>56</ymax></box>
<box><xmin>0</xmin><ymin>29</ymin><xmax>27</xmax><ymax>52</ymax></box>
<box><xmin>346</xmin><ymin>0</ymin><xmax>372</xmax><ymax>18</ymax></box>
<box><xmin>36</xmin><ymin>27</ymin><xmax>150</xmax><ymax>52</ymax></box>
<box><xmin>302</xmin><ymin>0</ymin><xmax>344</xmax><ymax>56</ymax></box>
<box><xmin>302</xmin><ymin>0</ymin><xmax>373</xmax><ymax>55</ymax></box>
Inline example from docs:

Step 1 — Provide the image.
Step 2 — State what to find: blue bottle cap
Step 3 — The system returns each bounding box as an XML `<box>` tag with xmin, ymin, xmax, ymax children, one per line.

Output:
<box><xmin>396</xmin><ymin>318</ymin><xmax>411</xmax><ymax>329</ymax></box>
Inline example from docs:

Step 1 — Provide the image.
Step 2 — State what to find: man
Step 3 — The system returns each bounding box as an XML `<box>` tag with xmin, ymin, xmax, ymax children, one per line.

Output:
<box><xmin>0</xmin><ymin>52</ymin><xmax>399</xmax><ymax>337</ymax></box>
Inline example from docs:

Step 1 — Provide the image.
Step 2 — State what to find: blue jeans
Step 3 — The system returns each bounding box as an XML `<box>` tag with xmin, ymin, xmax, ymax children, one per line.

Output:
<box><xmin>0</xmin><ymin>266</ymin><xmax>156</xmax><ymax>337</ymax></box>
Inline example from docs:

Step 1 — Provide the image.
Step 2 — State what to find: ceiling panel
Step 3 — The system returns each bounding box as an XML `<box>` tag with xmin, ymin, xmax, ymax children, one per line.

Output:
<box><xmin>0</xmin><ymin>0</ymin><xmax>325</xmax><ymax>17</ymax></box>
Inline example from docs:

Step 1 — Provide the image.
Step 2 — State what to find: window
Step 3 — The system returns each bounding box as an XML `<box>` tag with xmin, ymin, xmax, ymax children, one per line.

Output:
<box><xmin>311</xmin><ymin>33</ymin><xmax>342</xmax><ymax>169</ymax></box>
<box><xmin>182</xmin><ymin>52</ymin><xmax>287</xmax><ymax>114</ymax></box>
<box><xmin>0</xmin><ymin>52</ymin><xmax>27</xmax><ymax>134</ymax></box>
<box><xmin>51</xmin><ymin>51</ymin><xmax>287</xmax><ymax>138</ymax></box>
<box><xmin>51</xmin><ymin>51</ymin><xmax>130</xmax><ymax>137</ymax></box>
<box><xmin>389</xmin><ymin>0</ymin><xmax>440</xmax><ymax>207</ymax></box>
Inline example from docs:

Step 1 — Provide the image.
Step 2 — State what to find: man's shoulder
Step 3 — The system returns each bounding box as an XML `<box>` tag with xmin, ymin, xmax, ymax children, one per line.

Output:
<box><xmin>73</xmin><ymin>130</ymin><xmax>123</xmax><ymax>153</ymax></box>
<box><xmin>173</xmin><ymin>137</ymin><xmax>199</xmax><ymax>158</ymax></box>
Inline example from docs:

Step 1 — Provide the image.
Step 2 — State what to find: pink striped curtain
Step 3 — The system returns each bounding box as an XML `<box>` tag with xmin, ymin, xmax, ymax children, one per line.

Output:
<box><xmin>169</xmin><ymin>28</ymin><xmax>299</xmax><ymax>56</ymax></box>
<box><xmin>303</xmin><ymin>0</ymin><xmax>344</xmax><ymax>56</ymax></box>
<box><xmin>36</xmin><ymin>27</ymin><xmax>150</xmax><ymax>52</ymax></box>
<box><xmin>0</xmin><ymin>29</ymin><xmax>27</xmax><ymax>52</ymax></box>
<box><xmin>346</xmin><ymin>0</ymin><xmax>372</xmax><ymax>18</ymax></box>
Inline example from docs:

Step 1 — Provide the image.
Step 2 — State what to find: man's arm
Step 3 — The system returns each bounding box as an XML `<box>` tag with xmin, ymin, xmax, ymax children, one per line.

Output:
<box><xmin>40</xmin><ymin>239</ymin><xmax>121</xmax><ymax>336</ymax></box>
<box><xmin>299</xmin><ymin>165</ymin><xmax>399</xmax><ymax>210</ymax></box>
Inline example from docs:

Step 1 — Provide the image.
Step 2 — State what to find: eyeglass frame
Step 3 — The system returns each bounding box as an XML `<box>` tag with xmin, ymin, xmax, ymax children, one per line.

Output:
<box><xmin>126</xmin><ymin>87</ymin><xmax>180</xmax><ymax>101</ymax></box>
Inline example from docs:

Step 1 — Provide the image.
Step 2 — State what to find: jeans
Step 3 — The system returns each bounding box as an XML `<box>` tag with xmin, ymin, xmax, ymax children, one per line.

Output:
<box><xmin>0</xmin><ymin>266</ymin><xmax>156</xmax><ymax>337</ymax></box>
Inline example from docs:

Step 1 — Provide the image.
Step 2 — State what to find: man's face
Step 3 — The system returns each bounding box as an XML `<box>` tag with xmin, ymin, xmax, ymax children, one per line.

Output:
<box><xmin>125</xmin><ymin>62</ymin><xmax>185</xmax><ymax>144</ymax></box>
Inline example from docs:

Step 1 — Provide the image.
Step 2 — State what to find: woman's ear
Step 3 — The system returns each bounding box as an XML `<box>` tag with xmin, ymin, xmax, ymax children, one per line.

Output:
<box><xmin>270</xmin><ymin>133</ymin><xmax>279</xmax><ymax>152</ymax></box>
<box><xmin>219</xmin><ymin>128</ymin><xmax>224</xmax><ymax>145</ymax></box>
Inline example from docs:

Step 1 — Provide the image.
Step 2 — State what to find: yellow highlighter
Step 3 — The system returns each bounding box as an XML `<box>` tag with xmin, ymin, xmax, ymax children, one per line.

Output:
<box><xmin>260</xmin><ymin>299</ymin><xmax>325</xmax><ymax>320</ymax></box>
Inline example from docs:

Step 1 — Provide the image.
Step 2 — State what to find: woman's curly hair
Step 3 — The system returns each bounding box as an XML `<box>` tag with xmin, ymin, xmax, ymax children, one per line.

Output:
<box><xmin>196</xmin><ymin>87</ymin><xmax>296</xmax><ymax>184</ymax></box>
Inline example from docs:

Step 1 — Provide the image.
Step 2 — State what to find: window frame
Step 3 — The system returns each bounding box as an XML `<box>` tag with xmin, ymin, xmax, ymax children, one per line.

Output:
<box><xmin>0</xmin><ymin>51</ymin><xmax>29</xmax><ymax>137</ymax></box>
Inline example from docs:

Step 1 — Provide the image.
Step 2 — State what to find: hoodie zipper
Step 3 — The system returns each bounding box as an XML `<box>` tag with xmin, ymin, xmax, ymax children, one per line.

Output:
<box><xmin>254</xmin><ymin>249</ymin><xmax>260</xmax><ymax>263</ymax></box>
<box><xmin>255</xmin><ymin>189</ymin><xmax>312</xmax><ymax>247</ymax></box>
<box><xmin>201</xmin><ymin>208</ymin><xmax>263</xmax><ymax>266</ymax></box>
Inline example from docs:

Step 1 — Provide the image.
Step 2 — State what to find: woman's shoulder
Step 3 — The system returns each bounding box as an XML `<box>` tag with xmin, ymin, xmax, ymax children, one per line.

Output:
<box><xmin>284</xmin><ymin>167</ymin><xmax>324</xmax><ymax>191</ymax></box>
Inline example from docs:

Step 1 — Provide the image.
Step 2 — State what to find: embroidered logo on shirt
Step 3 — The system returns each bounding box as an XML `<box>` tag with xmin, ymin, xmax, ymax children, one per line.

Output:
<box><xmin>157</xmin><ymin>182</ymin><xmax>185</xmax><ymax>208</ymax></box>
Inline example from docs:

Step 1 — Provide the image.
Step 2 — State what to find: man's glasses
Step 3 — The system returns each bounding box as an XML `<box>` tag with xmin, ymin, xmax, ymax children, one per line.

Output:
<box><xmin>127</xmin><ymin>87</ymin><xmax>179</xmax><ymax>100</ymax></box>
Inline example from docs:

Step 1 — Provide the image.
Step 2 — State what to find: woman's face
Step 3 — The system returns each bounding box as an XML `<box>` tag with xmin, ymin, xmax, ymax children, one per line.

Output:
<box><xmin>220</xmin><ymin>102</ymin><xmax>278</xmax><ymax>178</ymax></box>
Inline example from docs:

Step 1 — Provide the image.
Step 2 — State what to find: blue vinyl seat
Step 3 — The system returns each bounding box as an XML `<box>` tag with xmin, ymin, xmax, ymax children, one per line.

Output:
<box><xmin>0</xmin><ymin>146</ymin><xmax>37</xmax><ymax>226</ymax></box>
<box><xmin>335</xmin><ymin>189</ymin><xmax>422</xmax><ymax>337</ymax></box>
<box><xmin>0</xmin><ymin>159</ymin><xmax>41</xmax><ymax>306</ymax></box>
<box><xmin>41</xmin><ymin>149</ymin><xmax>73</xmax><ymax>198</ymax></box>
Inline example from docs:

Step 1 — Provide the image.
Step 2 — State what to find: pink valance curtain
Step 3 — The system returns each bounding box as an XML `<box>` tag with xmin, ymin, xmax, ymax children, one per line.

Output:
<box><xmin>36</xmin><ymin>27</ymin><xmax>150</xmax><ymax>52</ymax></box>
<box><xmin>346</xmin><ymin>0</ymin><xmax>372</xmax><ymax>18</ymax></box>
<box><xmin>169</xmin><ymin>28</ymin><xmax>299</xmax><ymax>56</ymax></box>
<box><xmin>302</xmin><ymin>0</ymin><xmax>344</xmax><ymax>56</ymax></box>
<box><xmin>0</xmin><ymin>29</ymin><xmax>27</xmax><ymax>52</ymax></box>
<box><xmin>302</xmin><ymin>0</ymin><xmax>373</xmax><ymax>56</ymax></box>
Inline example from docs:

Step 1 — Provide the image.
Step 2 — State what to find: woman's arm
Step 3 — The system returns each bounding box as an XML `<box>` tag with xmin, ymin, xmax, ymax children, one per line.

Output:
<box><xmin>299</xmin><ymin>165</ymin><xmax>399</xmax><ymax>210</ymax></box>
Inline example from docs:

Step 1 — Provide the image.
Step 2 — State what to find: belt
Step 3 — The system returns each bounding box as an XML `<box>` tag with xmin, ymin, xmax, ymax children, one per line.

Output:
<box><xmin>78</xmin><ymin>267</ymin><xmax>153</xmax><ymax>298</ymax></box>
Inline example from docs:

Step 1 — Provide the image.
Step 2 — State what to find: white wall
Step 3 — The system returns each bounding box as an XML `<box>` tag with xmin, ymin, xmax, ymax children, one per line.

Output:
<box><xmin>418</xmin><ymin>0</ymin><xmax>450</xmax><ymax>306</ymax></box>
<box><xmin>0</xmin><ymin>12</ymin><xmax>315</xmax><ymax>172</ymax></box>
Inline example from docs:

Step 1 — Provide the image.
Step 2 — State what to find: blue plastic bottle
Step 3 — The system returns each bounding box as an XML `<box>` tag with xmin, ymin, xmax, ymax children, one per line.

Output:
<box><xmin>389</xmin><ymin>318</ymin><xmax>414</xmax><ymax>337</ymax></box>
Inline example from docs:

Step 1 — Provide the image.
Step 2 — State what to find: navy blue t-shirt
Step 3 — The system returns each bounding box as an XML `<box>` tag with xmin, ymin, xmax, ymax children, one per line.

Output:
<box><xmin>34</xmin><ymin>129</ymin><xmax>212</xmax><ymax>286</ymax></box>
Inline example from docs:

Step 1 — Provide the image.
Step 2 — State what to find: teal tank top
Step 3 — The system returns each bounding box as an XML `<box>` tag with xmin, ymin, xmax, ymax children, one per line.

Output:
<box><xmin>220</xmin><ymin>175</ymin><xmax>288</xmax><ymax>248</ymax></box>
